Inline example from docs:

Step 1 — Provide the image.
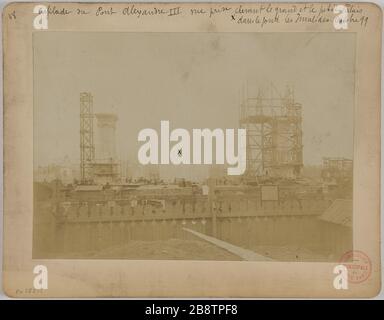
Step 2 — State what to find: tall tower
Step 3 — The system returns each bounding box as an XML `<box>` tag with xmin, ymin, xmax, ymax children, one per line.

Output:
<box><xmin>91</xmin><ymin>113</ymin><xmax>120</xmax><ymax>184</ymax></box>
<box><xmin>95</xmin><ymin>113</ymin><xmax>118</xmax><ymax>161</ymax></box>
<box><xmin>239</xmin><ymin>85</ymin><xmax>303</xmax><ymax>179</ymax></box>
<box><xmin>80</xmin><ymin>92</ymin><xmax>95</xmax><ymax>184</ymax></box>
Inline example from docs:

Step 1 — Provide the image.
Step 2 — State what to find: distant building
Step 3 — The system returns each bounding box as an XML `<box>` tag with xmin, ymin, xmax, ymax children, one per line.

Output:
<box><xmin>321</xmin><ymin>157</ymin><xmax>352</xmax><ymax>183</ymax></box>
<box><xmin>124</xmin><ymin>160</ymin><xmax>160</xmax><ymax>182</ymax></box>
<box><xmin>92</xmin><ymin>161</ymin><xmax>120</xmax><ymax>185</ymax></box>
<box><xmin>34</xmin><ymin>157</ymin><xmax>80</xmax><ymax>184</ymax></box>
<box><xmin>321</xmin><ymin>157</ymin><xmax>353</xmax><ymax>198</ymax></box>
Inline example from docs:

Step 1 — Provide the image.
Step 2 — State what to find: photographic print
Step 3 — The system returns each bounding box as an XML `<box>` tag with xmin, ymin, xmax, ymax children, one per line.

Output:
<box><xmin>33</xmin><ymin>31</ymin><xmax>355</xmax><ymax>262</ymax></box>
<box><xmin>2</xmin><ymin>2</ymin><xmax>381</xmax><ymax>298</ymax></box>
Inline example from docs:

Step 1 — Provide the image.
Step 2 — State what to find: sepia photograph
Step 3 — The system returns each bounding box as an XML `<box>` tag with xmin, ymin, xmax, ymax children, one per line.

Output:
<box><xmin>33</xmin><ymin>32</ymin><xmax>355</xmax><ymax>262</ymax></box>
<box><xmin>2</xmin><ymin>2</ymin><xmax>381</xmax><ymax>299</ymax></box>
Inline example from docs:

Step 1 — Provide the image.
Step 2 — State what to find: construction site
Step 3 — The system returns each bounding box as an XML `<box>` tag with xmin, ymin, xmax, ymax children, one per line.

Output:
<box><xmin>33</xmin><ymin>87</ymin><xmax>353</xmax><ymax>261</ymax></box>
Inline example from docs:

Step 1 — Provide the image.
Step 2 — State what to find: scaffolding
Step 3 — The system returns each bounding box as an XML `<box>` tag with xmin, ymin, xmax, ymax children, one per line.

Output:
<box><xmin>321</xmin><ymin>157</ymin><xmax>353</xmax><ymax>183</ymax></box>
<box><xmin>80</xmin><ymin>92</ymin><xmax>95</xmax><ymax>184</ymax></box>
<box><xmin>239</xmin><ymin>85</ymin><xmax>303</xmax><ymax>178</ymax></box>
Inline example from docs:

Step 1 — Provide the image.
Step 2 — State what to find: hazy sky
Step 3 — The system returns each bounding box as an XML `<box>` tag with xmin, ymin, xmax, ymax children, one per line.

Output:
<box><xmin>34</xmin><ymin>32</ymin><xmax>355</xmax><ymax>175</ymax></box>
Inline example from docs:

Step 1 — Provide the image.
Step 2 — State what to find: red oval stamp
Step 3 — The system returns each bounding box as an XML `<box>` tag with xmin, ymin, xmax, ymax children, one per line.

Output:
<box><xmin>339</xmin><ymin>250</ymin><xmax>372</xmax><ymax>283</ymax></box>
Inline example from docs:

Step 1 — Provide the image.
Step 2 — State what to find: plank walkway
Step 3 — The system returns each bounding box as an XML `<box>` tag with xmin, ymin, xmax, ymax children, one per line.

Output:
<box><xmin>183</xmin><ymin>228</ymin><xmax>274</xmax><ymax>261</ymax></box>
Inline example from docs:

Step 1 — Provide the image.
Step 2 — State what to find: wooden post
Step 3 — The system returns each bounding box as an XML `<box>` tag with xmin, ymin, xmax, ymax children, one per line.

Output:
<box><xmin>208</xmin><ymin>178</ymin><xmax>217</xmax><ymax>237</ymax></box>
